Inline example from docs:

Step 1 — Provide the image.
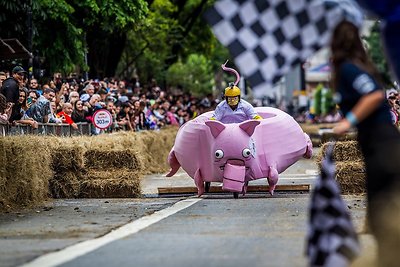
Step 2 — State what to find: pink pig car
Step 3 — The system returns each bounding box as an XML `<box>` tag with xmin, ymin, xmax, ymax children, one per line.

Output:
<box><xmin>166</xmin><ymin>106</ymin><xmax>313</xmax><ymax>198</ymax></box>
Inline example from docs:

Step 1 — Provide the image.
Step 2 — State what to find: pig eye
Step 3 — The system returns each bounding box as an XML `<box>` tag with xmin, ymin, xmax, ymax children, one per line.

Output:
<box><xmin>215</xmin><ymin>149</ymin><xmax>224</xmax><ymax>159</ymax></box>
<box><xmin>242</xmin><ymin>148</ymin><xmax>251</xmax><ymax>158</ymax></box>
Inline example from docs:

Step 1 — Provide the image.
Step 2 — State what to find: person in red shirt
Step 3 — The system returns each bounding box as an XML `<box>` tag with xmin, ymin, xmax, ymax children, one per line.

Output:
<box><xmin>57</xmin><ymin>102</ymin><xmax>78</xmax><ymax>130</ymax></box>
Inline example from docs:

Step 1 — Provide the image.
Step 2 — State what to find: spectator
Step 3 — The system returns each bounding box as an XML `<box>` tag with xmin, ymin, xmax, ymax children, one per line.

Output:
<box><xmin>57</xmin><ymin>103</ymin><xmax>78</xmax><ymax>130</ymax></box>
<box><xmin>29</xmin><ymin>78</ymin><xmax>41</xmax><ymax>95</ymax></box>
<box><xmin>83</xmin><ymin>93</ymin><xmax>101</xmax><ymax>121</ymax></box>
<box><xmin>118</xmin><ymin>80</ymin><xmax>128</xmax><ymax>95</ymax></box>
<box><xmin>71</xmin><ymin>100</ymin><xmax>89</xmax><ymax>123</ymax></box>
<box><xmin>0</xmin><ymin>66</ymin><xmax>26</xmax><ymax>122</ymax></box>
<box><xmin>98</xmin><ymin>88</ymin><xmax>108</xmax><ymax>102</ymax></box>
<box><xmin>116</xmin><ymin>102</ymin><xmax>133</xmax><ymax>131</ymax></box>
<box><xmin>0</xmin><ymin>93</ymin><xmax>12</xmax><ymax>124</ymax></box>
<box><xmin>132</xmin><ymin>100</ymin><xmax>147</xmax><ymax>131</ymax></box>
<box><xmin>13</xmin><ymin>88</ymin><xmax>38</xmax><ymax>128</ymax></box>
<box><xmin>165</xmin><ymin>105</ymin><xmax>179</xmax><ymax>126</ymax></box>
<box><xmin>29</xmin><ymin>88</ymin><xmax>56</xmax><ymax>123</ymax></box>
<box><xmin>83</xmin><ymin>83</ymin><xmax>95</xmax><ymax>97</ymax></box>
<box><xmin>387</xmin><ymin>92</ymin><xmax>399</xmax><ymax>125</ymax></box>
<box><xmin>49</xmin><ymin>101</ymin><xmax>62</xmax><ymax>123</ymax></box>
<box><xmin>27</xmin><ymin>90</ymin><xmax>39</xmax><ymax>106</ymax></box>
<box><xmin>0</xmin><ymin>71</ymin><xmax>7</xmax><ymax>89</ymax></box>
<box><xmin>68</xmin><ymin>91</ymin><xmax>80</xmax><ymax>104</ymax></box>
<box><xmin>57</xmin><ymin>83</ymin><xmax>70</xmax><ymax>105</ymax></box>
<box><xmin>106</xmin><ymin>100</ymin><xmax>117</xmax><ymax>132</ymax></box>
<box><xmin>200</xmin><ymin>93</ymin><xmax>213</xmax><ymax>109</ymax></box>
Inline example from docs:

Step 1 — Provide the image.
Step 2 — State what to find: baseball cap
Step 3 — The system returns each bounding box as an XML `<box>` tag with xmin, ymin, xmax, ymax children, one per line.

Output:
<box><xmin>12</xmin><ymin>66</ymin><xmax>27</xmax><ymax>74</ymax></box>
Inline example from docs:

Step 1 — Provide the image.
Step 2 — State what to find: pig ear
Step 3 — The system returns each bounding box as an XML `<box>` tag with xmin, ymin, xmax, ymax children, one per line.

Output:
<box><xmin>205</xmin><ymin>120</ymin><xmax>226</xmax><ymax>138</ymax></box>
<box><xmin>239</xmin><ymin>120</ymin><xmax>260</xmax><ymax>136</ymax></box>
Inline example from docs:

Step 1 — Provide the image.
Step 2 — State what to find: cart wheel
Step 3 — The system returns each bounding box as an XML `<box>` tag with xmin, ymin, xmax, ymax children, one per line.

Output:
<box><xmin>205</xmin><ymin>182</ymin><xmax>211</xmax><ymax>193</ymax></box>
<box><xmin>233</xmin><ymin>192</ymin><xmax>239</xmax><ymax>199</ymax></box>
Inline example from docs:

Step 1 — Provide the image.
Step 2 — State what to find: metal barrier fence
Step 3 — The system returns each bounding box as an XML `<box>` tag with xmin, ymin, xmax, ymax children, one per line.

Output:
<box><xmin>0</xmin><ymin>122</ymin><xmax>92</xmax><ymax>136</ymax></box>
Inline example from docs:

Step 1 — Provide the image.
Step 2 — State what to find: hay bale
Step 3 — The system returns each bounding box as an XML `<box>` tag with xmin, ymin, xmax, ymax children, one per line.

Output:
<box><xmin>49</xmin><ymin>172</ymin><xmax>81</xmax><ymax>198</ymax></box>
<box><xmin>320</xmin><ymin>131</ymin><xmax>357</xmax><ymax>144</ymax></box>
<box><xmin>137</xmin><ymin>126</ymin><xmax>177</xmax><ymax>174</ymax></box>
<box><xmin>0</xmin><ymin>136</ymin><xmax>53</xmax><ymax>210</ymax></box>
<box><xmin>336</xmin><ymin>161</ymin><xmax>366</xmax><ymax>194</ymax></box>
<box><xmin>82</xmin><ymin>170</ymin><xmax>140</xmax><ymax>180</ymax></box>
<box><xmin>318</xmin><ymin>141</ymin><xmax>363</xmax><ymax>162</ymax></box>
<box><xmin>0</xmin><ymin>141</ymin><xmax>6</xmax><ymax>192</ymax></box>
<box><xmin>52</xmin><ymin>146</ymin><xmax>84</xmax><ymax>172</ymax></box>
<box><xmin>84</xmin><ymin>149</ymin><xmax>144</xmax><ymax>171</ymax></box>
<box><xmin>79</xmin><ymin>170</ymin><xmax>141</xmax><ymax>198</ymax></box>
<box><xmin>79</xmin><ymin>179</ymin><xmax>140</xmax><ymax>198</ymax></box>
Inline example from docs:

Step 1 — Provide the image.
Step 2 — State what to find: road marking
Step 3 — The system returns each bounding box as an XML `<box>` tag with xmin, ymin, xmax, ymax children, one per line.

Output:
<box><xmin>18</xmin><ymin>198</ymin><xmax>201</xmax><ymax>267</ymax></box>
<box><xmin>279</xmin><ymin>177</ymin><xmax>316</xmax><ymax>180</ymax></box>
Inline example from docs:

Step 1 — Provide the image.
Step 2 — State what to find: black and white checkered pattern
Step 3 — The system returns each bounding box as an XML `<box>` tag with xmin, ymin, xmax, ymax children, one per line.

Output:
<box><xmin>306</xmin><ymin>143</ymin><xmax>360</xmax><ymax>267</ymax></box>
<box><xmin>204</xmin><ymin>0</ymin><xmax>354</xmax><ymax>97</ymax></box>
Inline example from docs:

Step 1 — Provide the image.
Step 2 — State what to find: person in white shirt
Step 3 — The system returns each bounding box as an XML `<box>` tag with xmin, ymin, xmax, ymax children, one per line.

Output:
<box><xmin>210</xmin><ymin>61</ymin><xmax>262</xmax><ymax>124</ymax></box>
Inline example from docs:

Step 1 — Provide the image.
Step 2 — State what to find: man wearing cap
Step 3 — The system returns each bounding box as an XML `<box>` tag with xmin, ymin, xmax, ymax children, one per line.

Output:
<box><xmin>0</xmin><ymin>66</ymin><xmax>26</xmax><ymax>122</ymax></box>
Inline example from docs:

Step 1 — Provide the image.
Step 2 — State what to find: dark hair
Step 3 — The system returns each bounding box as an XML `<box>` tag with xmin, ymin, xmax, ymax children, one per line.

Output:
<box><xmin>331</xmin><ymin>21</ymin><xmax>382</xmax><ymax>91</ymax></box>
<box><xmin>0</xmin><ymin>93</ymin><xmax>6</xmax><ymax>113</ymax></box>
<box><xmin>19</xmin><ymin>89</ymin><xmax>28</xmax><ymax>110</ymax></box>
<box><xmin>73</xmin><ymin>99</ymin><xmax>83</xmax><ymax>110</ymax></box>
<box><xmin>28</xmin><ymin>90</ymin><xmax>39</xmax><ymax>99</ymax></box>
<box><xmin>43</xmin><ymin>88</ymin><xmax>55</xmax><ymax>95</ymax></box>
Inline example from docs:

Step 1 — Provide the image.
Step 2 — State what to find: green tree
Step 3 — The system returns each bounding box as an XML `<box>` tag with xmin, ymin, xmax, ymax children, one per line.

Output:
<box><xmin>1</xmin><ymin>0</ymin><xmax>230</xmax><ymax>89</ymax></box>
<box><xmin>117</xmin><ymin>0</ymin><xmax>230</xmax><ymax>91</ymax></box>
<box><xmin>364</xmin><ymin>21</ymin><xmax>393</xmax><ymax>87</ymax></box>
<box><xmin>0</xmin><ymin>0</ymin><xmax>148</xmax><ymax>77</ymax></box>
<box><xmin>166</xmin><ymin>53</ymin><xmax>214</xmax><ymax>97</ymax></box>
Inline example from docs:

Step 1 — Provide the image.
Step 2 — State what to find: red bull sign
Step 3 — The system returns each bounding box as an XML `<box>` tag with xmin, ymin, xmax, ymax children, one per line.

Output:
<box><xmin>93</xmin><ymin>109</ymin><xmax>113</xmax><ymax>129</ymax></box>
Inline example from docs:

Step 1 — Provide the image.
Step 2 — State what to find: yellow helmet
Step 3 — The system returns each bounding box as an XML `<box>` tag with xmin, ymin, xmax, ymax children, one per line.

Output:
<box><xmin>224</xmin><ymin>85</ymin><xmax>241</xmax><ymax>97</ymax></box>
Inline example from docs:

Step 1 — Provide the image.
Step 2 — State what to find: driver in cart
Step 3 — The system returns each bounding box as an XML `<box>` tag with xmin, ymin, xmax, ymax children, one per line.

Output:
<box><xmin>210</xmin><ymin>61</ymin><xmax>263</xmax><ymax>123</ymax></box>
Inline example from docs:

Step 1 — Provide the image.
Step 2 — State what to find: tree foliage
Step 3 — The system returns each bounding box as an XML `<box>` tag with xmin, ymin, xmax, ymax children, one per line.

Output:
<box><xmin>166</xmin><ymin>54</ymin><xmax>214</xmax><ymax>97</ymax></box>
<box><xmin>1</xmin><ymin>0</ymin><xmax>231</xmax><ymax>97</ymax></box>
<box><xmin>0</xmin><ymin>0</ymin><xmax>148</xmax><ymax>76</ymax></box>
<box><xmin>364</xmin><ymin>21</ymin><xmax>393</xmax><ymax>87</ymax></box>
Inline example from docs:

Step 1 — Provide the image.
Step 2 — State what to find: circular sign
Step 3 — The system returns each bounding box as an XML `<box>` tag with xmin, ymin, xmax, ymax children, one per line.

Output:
<box><xmin>93</xmin><ymin>109</ymin><xmax>113</xmax><ymax>129</ymax></box>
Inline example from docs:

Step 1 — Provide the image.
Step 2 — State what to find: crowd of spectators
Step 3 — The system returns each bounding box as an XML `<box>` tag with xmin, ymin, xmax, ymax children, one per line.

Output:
<box><xmin>0</xmin><ymin>66</ymin><xmax>219</xmax><ymax>134</ymax></box>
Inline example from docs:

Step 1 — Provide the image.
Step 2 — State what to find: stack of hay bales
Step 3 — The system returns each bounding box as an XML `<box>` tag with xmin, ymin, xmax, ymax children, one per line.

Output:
<box><xmin>48</xmin><ymin>127</ymin><xmax>177</xmax><ymax>198</ymax></box>
<box><xmin>0</xmin><ymin>136</ymin><xmax>53</xmax><ymax>210</ymax></box>
<box><xmin>80</xmin><ymin>148</ymin><xmax>143</xmax><ymax>198</ymax></box>
<box><xmin>319</xmin><ymin>141</ymin><xmax>365</xmax><ymax>194</ymax></box>
<box><xmin>0</xmin><ymin>126</ymin><xmax>179</xmax><ymax>210</ymax></box>
<box><xmin>50</xmin><ymin>145</ymin><xmax>85</xmax><ymax>198</ymax></box>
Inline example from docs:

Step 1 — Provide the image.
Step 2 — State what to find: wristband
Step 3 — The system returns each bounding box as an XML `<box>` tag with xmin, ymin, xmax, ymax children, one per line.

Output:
<box><xmin>345</xmin><ymin>111</ymin><xmax>358</xmax><ymax>126</ymax></box>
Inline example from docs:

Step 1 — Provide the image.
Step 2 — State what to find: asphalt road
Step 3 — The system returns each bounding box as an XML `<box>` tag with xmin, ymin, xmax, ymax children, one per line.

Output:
<box><xmin>0</xmin><ymin>149</ymin><xmax>377</xmax><ymax>267</ymax></box>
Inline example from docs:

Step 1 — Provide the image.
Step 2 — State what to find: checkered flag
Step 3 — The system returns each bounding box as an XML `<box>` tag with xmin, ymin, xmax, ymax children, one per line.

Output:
<box><xmin>204</xmin><ymin>0</ymin><xmax>362</xmax><ymax>97</ymax></box>
<box><xmin>306</xmin><ymin>143</ymin><xmax>360</xmax><ymax>267</ymax></box>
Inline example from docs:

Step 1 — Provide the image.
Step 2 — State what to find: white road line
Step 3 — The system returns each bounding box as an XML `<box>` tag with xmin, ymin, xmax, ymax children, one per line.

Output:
<box><xmin>18</xmin><ymin>198</ymin><xmax>202</xmax><ymax>267</ymax></box>
<box><xmin>279</xmin><ymin>177</ymin><xmax>316</xmax><ymax>180</ymax></box>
